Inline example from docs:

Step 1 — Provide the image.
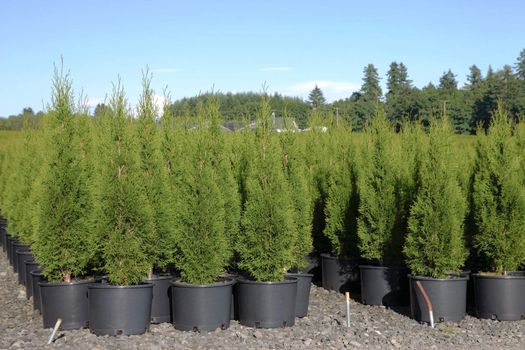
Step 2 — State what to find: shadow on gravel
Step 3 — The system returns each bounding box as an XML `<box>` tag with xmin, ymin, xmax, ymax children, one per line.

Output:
<box><xmin>389</xmin><ymin>305</ymin><xmax>411</xmax><ymax>318</ymax></box>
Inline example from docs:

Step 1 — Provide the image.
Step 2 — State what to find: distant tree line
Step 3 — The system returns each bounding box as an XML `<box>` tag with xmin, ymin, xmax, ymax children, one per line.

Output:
<box><xmin>2</xmin><ymin>49</ymin><xmax>524</xmax><ymax>133</ymax></box>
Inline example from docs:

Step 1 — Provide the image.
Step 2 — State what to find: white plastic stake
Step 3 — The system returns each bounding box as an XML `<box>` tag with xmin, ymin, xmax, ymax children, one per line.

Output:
<box><xmin>345</xmin><ymin>292</ymin><xmax>351</xmax><ymax>327</ymax></box>
<box><xmin>47</xmin><ymin>318</ymin><xmax>62</xmax><ymax>344</ymax></box>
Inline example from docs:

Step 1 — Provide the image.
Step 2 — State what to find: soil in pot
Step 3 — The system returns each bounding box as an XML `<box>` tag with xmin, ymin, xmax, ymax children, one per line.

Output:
<box><xmin>236</xmin><ymin>277</ymin><xmax>297</xmax><ymax>328</ymax></box>
<box><xmin>30</xmin><ymin>270</ymin><xmax>47</xmax><ymax>313</ymax></box>
<box><xmin>321</xmin><ymin>254</ymin><xmax>361</xmax><ymax>293</ymax></box>
<box><xmin>473</xmin><ymin>272</ymin><xmax>525</xmax><ymax>321</ymax></box>
<box><xmin>40</xmin><ymin>279</ymin><xmax>93</xmax><ymax>329</ymax></box>
<box><xmin>360</xmin><ymin>265</ymin><xmax>409</xmax><ymax>307</ymax></box>
<box><xmin>15</xmin><ymin>250</ymin><xmax>34</xmax><ymax>286</ymax></box>
<box><xmin>285</xmin><ymin>272</ymin><xmax>313</xmax><ymax>317</ymax></box>
<box><xmin>88</xmin><ymin>283</ymin><xmax>153</xmax><ymax>336</ymax></box>
<box><xmin>409</xmin><ymin>275</ymin><xmax>468</xmax><ymax>324</ymax></box>
<box><xmin>25</xmin><ymin>261</ymin><xmax>41</xmax><ymax>299</ymax></box>
<box><xmin>171</xmin><ymin>278</ymin><xmax>234</xmax><ymax>331</ymax></box>
<box><xmin>145</xmin><ymin>274</ymin><xmax>177</xmax><ymax>324</ymax></box>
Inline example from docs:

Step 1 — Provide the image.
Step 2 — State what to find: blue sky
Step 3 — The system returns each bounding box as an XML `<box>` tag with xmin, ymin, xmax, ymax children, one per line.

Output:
<box><xmin>1</xmin><ymin>0</ymin><xmax>524</xmax><ymax>116</ymax></box>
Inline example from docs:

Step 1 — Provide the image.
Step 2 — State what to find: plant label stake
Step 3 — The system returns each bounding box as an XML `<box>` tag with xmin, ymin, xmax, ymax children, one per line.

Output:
<box><xmin>345</xmin><ymin>292</ymin><xmax>351</xmax><ymax>328</ymax></box>
<box><xmin>415</xmin><ymin>281</ymin><xmax>434</xmax><ymax>328</ymax></box>
<box><xmin>47</xmin><ymin>318</ymin><xmax>62</xmax><ymax>344</ymax></box>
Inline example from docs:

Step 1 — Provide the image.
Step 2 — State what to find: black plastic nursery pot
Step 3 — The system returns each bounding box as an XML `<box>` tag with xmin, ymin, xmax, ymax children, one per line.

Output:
<box><xmin>285</xmin><ymin>272</ymin><xmax>313</xmax><ymax>317</ymax></box>
<box><xmin>88</xmin><ymin>283</ymin><xmax>153</xmax><ymax>336</ymax></box>
<box><xmin>40</xmin><ymin>279</ymin><xmax>93</xmax><ymax>329</ymax></box>
<box><xmin>360</xmin><ymin>265</ymin><xmax>409</xmax><ymax>307</ymax></box>
<box><xmin>321</xmin><ymin>254</ymin><xmax>361</xmax><ymax>293</ymax></box>
<box><xmin>15</xmin><ymin>250</ymin><xmax>34</xmax><ymax>286</ymax></box>
<box><xmin>221</xmin><ymin>273</ymin><xmax>241</xmax><ymax>321</ymax></box>
<box><xmin>11</xmin><ymin>242</ymin><xmax>29</xmax><ymax>273</ymax></box>
<box><xmin>171</xmin><ymin>278</ymin><xmax>235</xmax><ymax>331</ymax></box>
<box><xmin>31</xmin><ymin>270</ymin><xmax>47</xmax><ymax>313</ymax></box>
<box><xmin>473</xmin><ymin>272</ymin><xmax>525</xmax><ymax>321</ymax></box>
<box><xmin>7</xmin><ymin>236</ymin><xmax>18</xmax><ymax>267</ymax></box>
<box><xmin>145</xmin><ymin>274</ymin><xmax>177</xmax><ymax>324</ymax></box>
<box><xmin>236</xmin><ymin>277</ymin><xmax>297</xmax><ymax>328</ymax></box>
<box><xmin>25</xmin><ymin>261</ymin><xmax>41</xmax><ymax>299</ymax></box>
<box><xmin>409</xmin><ymin>275</ymin><xmax>468</xmax><ymax>324</ymax></box>
<box><xmin>0</xmin><ymin>228</ymin><xmax>6</xmax><ymax>252</ymax></box>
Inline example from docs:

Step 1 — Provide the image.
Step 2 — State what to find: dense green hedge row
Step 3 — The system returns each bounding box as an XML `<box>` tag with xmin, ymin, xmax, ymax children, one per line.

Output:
<box><xmin>0</xmin><ymin>69</ymin><xmax>524</xmax><ymax>285</ymax></box>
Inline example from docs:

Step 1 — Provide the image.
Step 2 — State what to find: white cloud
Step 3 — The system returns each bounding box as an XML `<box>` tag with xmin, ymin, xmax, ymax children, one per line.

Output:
<box><xmin>260</xmin><ymin>66</ymin><xmax>293</xmax><ymax>72</ymax></box>
<box><xmin>151</xmin><ymin>68</ymin><xmax>180</xmax><ymax>73</ymax></box>
<box><xmin>283</xmin><ymin>80</ymin><xmax>360</xmax><ymax>102</ymax></box>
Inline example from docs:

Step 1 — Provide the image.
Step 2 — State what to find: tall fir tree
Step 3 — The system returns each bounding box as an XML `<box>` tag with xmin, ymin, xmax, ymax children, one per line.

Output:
<box><xmin>307</xmin><ymin>85</ymin><xmax>326</xmax><ymax>109</ymax></box>
<box><xmin>439</xmin><ymin>69</ymin><xmax>458</xmax><ymax>90</ymax></box>
<box><xmin>361</xmin><ymin>64</ymin><xmax>382</xmax><ymax>100</ymax></box>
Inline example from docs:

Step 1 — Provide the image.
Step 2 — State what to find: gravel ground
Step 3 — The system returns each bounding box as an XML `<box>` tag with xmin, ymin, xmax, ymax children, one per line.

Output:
<box><xmin>0</xmin><ymin>249</ymin><xmax>523</xmax><ymax>350</ymax></box>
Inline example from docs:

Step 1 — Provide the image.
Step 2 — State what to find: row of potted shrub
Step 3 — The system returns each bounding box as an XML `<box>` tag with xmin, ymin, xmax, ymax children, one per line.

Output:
<box><xmin>317</xmin><ymin>104</ymin><xmax>525</xmax><ymax>323</ymax></box>
<box><xmin>0</xmin><ymin>68</ymin><xmax>316</xmax><ymax>334</ymax></box>
<box><xmin>0</xmin><ymin>65</ymin><xmax>524</xmax><ymax>336</ymax></box>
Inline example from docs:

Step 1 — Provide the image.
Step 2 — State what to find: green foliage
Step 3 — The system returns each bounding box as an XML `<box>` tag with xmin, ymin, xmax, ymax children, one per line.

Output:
<box><xmin>280</xmin><ymin>124</ymin><xmax>313</xmax><ymax>270</ymax></box>
<box><xmin>357</xmin><ymin>109</ymin><xmax>408</xmax><ymax>265</ymax></box>
<box><xmin>94</xmin><ymin>81</ymin><xmax>154</xmax><ymax>285</ymax></box>
<box><xmin>172</xmin><ymin>94</ymin><xmax>238</xmax><ymax>285</ymax></box>
<box><xmin>135</xmin><ymin>71</ymin><xmax>175</xmax><ymax>275</ymax></box>
<box><xmin>403</xmin><ymin>117</ymin><xmax>468</xmax><ymax>278</ymax></box>
<box><xmin>323</xmin><ymin>126</ymin><xmax>359</xmax><ymax>257</ymax></box>
<box><xmin>32</xmin><ymin>66</ymin><xmax>96</xmax><ymax>282</ymax></box>
<box><xmin>237</xmin><ymin>93</ymin><xmax>296</xmax><ymax>281</ymax></box>
<box><xmin>472</xmin><ymin>103</ymin><xmax>525</xmax><ymax>274</ymax></box>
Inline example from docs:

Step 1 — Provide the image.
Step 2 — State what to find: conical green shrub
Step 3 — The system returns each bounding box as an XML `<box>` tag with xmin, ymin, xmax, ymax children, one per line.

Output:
<box><xmin>237</xmin><ymin>93</ymin><xmax>296</xmax><ymax>281</ymax></box>
<box><xmin>93</xmin><ymin>81</ymin><xmax>154</xmax><ymax>285</ymax></box>
<box><xmin>472</xmin><ymin>103</ymin><xmax>525</xmax><ymax>274</ymax></box>
<box><xmin>357</xmin><ymin>109</ymin><xmax>407</xmax><ymax>265</ymax></box>
<box><xmin>32</xmin><ymin>66</ymin><xmax>96</xmax><ymax>282</ymax></box>
<box><xmin>403</xmin><ymin>117</ymin><xmax>468</xmax><ymax>278</ymax></box>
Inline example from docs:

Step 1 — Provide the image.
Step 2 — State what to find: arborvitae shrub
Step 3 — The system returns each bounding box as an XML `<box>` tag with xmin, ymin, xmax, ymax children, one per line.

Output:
<box><xmin>280</xmin><ymin>128</ymin><xmax>313</xmax><ymax>271</ymax></box>
<box><xmin>472</xmin><ymin>103</ymin><xmax>525</xmax><ymax>274</ymax></box>
<box><xmin>94</xmin><ymin>82</ymin><xmax>154</xmax><ymax>285</ymax></box>
<box><xmin>135</xmin><ymin>72</ymin><xmax>175</xmax><ymax>277</ymax></box>
<box><xmin>32</xmin><ymin>66</ymin><xmax>96</xmax><ymax>282</ymax></box>
<box><xmin>403</xmin><ymin>117</ymin><xmax>468</xmax><ymax>278</ymax></box>
<box><xmin>357</xmin><ymin>109</ymin><xmax>407</xmax><ymax>265</ymax></box>
<box><xmin>237</xmin><ymin>93</ymin><xmax>296</xmax><ymax>281</ymax></box>
<box><xmin>171</xmin><ymin>95</ymin><xmax>235</xmax><ymax>285</ymax></box>
<box><xmin>323</xmin><ymin>126</ymin><xmax>359</xmax><ymax>257</ymax></box>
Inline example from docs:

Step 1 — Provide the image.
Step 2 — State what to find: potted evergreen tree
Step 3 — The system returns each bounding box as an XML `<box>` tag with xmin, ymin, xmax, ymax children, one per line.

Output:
<box><xmin>357</xmin><ymin>110</ymin><xmax>410</xmax><ymax>307</ymax></box>
<box><xmin>87</xmin><ymin>81</ymin><xmax>154</xmax><ymax>336</ymax></box>
<box><xmin>403</xmin><ymin>117</ymin><xmax>469</xmax><ymax>324</ymax></box>
<box><xmin>135</xmin><ymin>72</ymin><xmax>177</xmax><ymax>324</ymax></box>
<box><xmin>169</xmin><ymin>95</ymin><xmax>238</xmax><ymax>332</ymax></box>
<box><xmin>32</xmin><ymin>65</ymin><xmax>97</xmax><ymax>330</ymax></box>
<box><xmin>471</xmin><ymin>103</ymin><xmax>525</xmax><ymax>321</ymax></box>
<box><xmin>321</xmin><ymin>125</ymin><xmax>361</xmax><ymax>293</ymax></box>
<box><xmin>280</xmin><ymin>124</ymin><xmax>314</xmax><ymax>318</ymax></box>
<box><xmin>235</xmin><ymin>93</ymin><xmax>298</xmax><ymax>328</ymax></box>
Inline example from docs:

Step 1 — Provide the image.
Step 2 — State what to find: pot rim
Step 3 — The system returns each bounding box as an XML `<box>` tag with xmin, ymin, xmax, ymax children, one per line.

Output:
<box><xmin>236</xmin><ymin>276</ymin><xmax>298</xmax><ymax>285</ymax></box>
<box><xmin>359</xmin><ymin>265</ymin><xmax>408</xmax><ymax>270</ymax></box>
<box><xmin>320</xmin><ymin>253</ymin><xmax>360</xmax><ymax>261</ymax></box>
<box><xmin>408</xmin><ymin>274</ymin><xmax>468</xmax><ymax>282</ymax></box>
<box><xmin>15</xmin><ymin>249</ymin><xmax>32</xmax><ymax>255</ymax></box>
<box><xmin>40</xmin><ymin>278</ymin><xmax>96</xmax><ymax>287</ymax></box>
<box><xmin>11</xmin><ymin>242</ymin><xmax>28</xmax><ymax>247</ymax></box>
<box><xmin>171</xmin><ymin>277</ymin><xmax>235</xmax><ymax>288</ymax></box>
<box><xmin>285</xmin><ymin>272</ymin><xmax>314</xmax><ymax>278</ymax></box>
<box><xmin>88</xmin><ymin>282</ymin><xmax>154</xmax><ymax>289</ymax></box>
<box><xmin>144</xmin><ymin>273</ymin><xmax>179</xmax><ymax>282</ymax></box>
<box><xmin>29</xmin><ymin>269</ymin><xmax>45</xmax><ymax>277</ymax></box>
<box><xmin>472</xmin><ymin>272</ymin><xmax>525</xmax><ymax>279</ymax></box>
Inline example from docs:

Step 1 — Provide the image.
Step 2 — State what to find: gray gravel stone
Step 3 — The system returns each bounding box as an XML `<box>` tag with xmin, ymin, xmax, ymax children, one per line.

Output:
<box><xmin>0</xmin><ymin>249</ymin><xmax>523</xmax><ymax>349</ymax></box>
